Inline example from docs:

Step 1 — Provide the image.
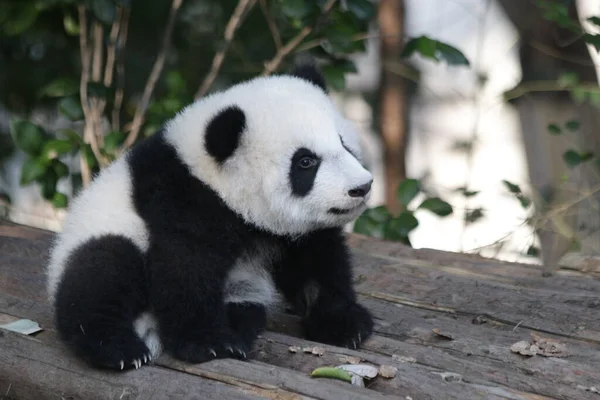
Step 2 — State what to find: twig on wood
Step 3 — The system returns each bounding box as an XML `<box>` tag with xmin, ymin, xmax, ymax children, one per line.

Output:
<box><xmin>194</xmin><ymin>0</ymin><xmax>257</xmax><ymax>99</ymax></box>
<box><xmin>259</xmin><ymin>0</ymin><xmax>282</xmax><ymax>51</ymax></box>
<box><xmin>112</xmin><ymin>6</ymin><xmax>131</xmax><ymax>132</ymax></box>
<box><xmin>121</xmin><ymin>0</ymin><xmax>183</xmax><ymax>151</ymax></box>
<box><xmin>261</xmin><ymin>0</ymin><xmax>337</xmax><ymax>76</ymax></box>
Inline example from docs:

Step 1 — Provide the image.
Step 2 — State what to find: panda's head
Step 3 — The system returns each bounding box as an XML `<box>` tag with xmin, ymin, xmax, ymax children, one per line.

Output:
<box><xmin>165</xmin><ymin>62</ymin><xmax>373</xmax><ymax>237</ymax></box>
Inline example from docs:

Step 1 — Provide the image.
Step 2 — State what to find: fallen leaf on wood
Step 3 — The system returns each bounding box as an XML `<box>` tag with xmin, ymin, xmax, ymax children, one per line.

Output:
<box><xmin>288</xmin><ymin>346</ymin><xmax>301</xmax><ymax>353</ymax></box>
<box><xmin>431</xmin><ymin>371</ymin><xmax>462</xmax><ymax>382</ymax></box>
<box><xmin>339</xmin><ymin>364</ymin><xmax>379</xmax><ymax>379</ymax></box>
<box><xmin>339</xmin><ymin>355</ymin><xmax>362</xmax><ymax>364</ymax></box>
<box><xmin>510</xmin><ymin>333</ymin><xmax>568</xmax><ymax>358</ymax></box>
<box><xmin>302</xmin><ymin>346</ymin><xmax>325</xmax><ymax>356</ymax></box>
<box><xmin>0</xmin><ymin>319</ymin><xmax>42</xmax><ymax>335</ymax></box>
<box><xmin>510</xmin><ymin>340</ymin><xmax>538</xmax><ymax>356</ymax></box>
<box><xmin>378</xmin><ymin>365</ymin><xmax>397</xmax><ymax>378</ymax></box>
<box><xmin>530</xmin><ymin>332</ymin><xmax>568</xmax><ymax>357</ymax></box>
<box><xmin>432</xmin><ymin>328</ymin><xmax>454</xmax><ymax>340</ymax></box>
<box><xmin>392</xmin><ymin>354</ymin><xmax>416</xmax><ymax>363</ymax></box>
<box><xmin>311</xmin><ymin>367</ymin><xmax>353</xmax><ymax>383</ymax></box>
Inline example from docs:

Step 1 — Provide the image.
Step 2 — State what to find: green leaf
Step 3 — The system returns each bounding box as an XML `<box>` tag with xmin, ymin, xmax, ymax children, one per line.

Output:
<box><xmin>571</xmin><ymin>87</ymin><xmax>587</xmax><ymax>104</ymax></box>
<box><xmin>57</xmin><ymin>128</ymin><xmax>84</xmax><ymax>145</ymax></box>
<box><xmin>435</xmin><ymin>42</ymin><xmax>471</xmax><ymax>66</ymax></box>
<box><xmin>311</xmin><ymin>367</ymin><xmax>353</xmax><ymax>383</ymax></box>
<box><xmin>40</xmin><ymin>77</ymin><xmax>78</xmax><ymax>98</ymax></box>
<box><xmin>580</xmin><ymin>151</ymin><xmax>594</xmax><ymax>162</ymax></box>
<box><xmin>589</xmin><ymin>91</ymin><xmax>600</xmax><ymax>107</ymax></box>
<box><xmin>353</xmin><ymin>206</ymin><xmax>391</xmax><ymax>239</ymax></box>
<box><xmin>20</xmin><ymin>157</ymin><xmax>48</xmax><ymax>185</ymax></box>
<box><xmin>63</xmin><ymin>13</ymin><xmax>79</xmax><ymax>35</ymax></box>
<box><xmin>397</xmin><ymin>178</ymin><xmax>420</xmax><ymax>207</ymax></box>
<box><xmin>547</xmin><ymin>123</ymin><xmax>561</xmax><ymax>135</ymax></box>
<box><xmin>51</xmin><ymin>159</ymin><xmax>69</xmax><ymax>178</ymax></box>
<box><xmin>502</xmin><ymin>180</ymin><xmax>522</xmax><ymax>194</ymax></box>
<box><xmin>587</xmin><ymin>16</ymin><xmax>600</xmax><ymax>27</ymax></box>
<box><xmin>87</xmin><ymin>81</ymin><xmax>110</xmax><ymax>98</ymax></box>
<box><xmin>281</xmin><ymin>0</ymin><xmax>314</xmax><ymax>20</ymax></box>
<box><xmin>401</xmin><ymin>36</ymin><xmax>470</xmax><ymax>66</ymax></box>
<box><xmin>51</xmin><ymin>192</ymin><xmax>69</xmax><ymax>208</ymax></box>
<box><xmin>385</xmin><ymin>211</ymin><xmax>419</xmax><ymax>240</ymax></box>
<box><xmin>563</xmin><ymin>149</ymin><xmax>583</xmax><ymax>167</ymax></box>
<box><xmin>584</xmin><ymin>33</ymin><xmax>600</xmax><ymax>52</ymax></box>
<box><xmin>166</xmin><ymin>71</ymin><xmax>186</xmax><ymax>94</ymax></box>
<box><xmin>322</xmin><ymin>65</ymin><xmax>346</xmax><ymax>91</ymax></box>
<box><xmin>346</xmin><ymin>0</ymin><xmax>376</xmax><ymax>20</ymax></box>
<box><xmin>455</xmin><ymin>187</ymin><xmax>479</xmax><ymax>197</ymax></box>
<box><xmin>558</xmin><ymin>72</ymin><xmax>579</xmax><ymax>87</ymax></box>
<box><xmin>565</xmin><ymin>119</ymin><xmax>580</xmax><ymax>131</ymax></box>
<box><xmin>83</xmin><ymin>144</ymin><xmax>98</xmax><ymax>169</ymax></box>
<box><xmin>3</xmin><ymin>4</ymin><xmax>38</xmax><ymax>36</ymax></box>
<box><xmin>10</xmin><ymin>120</ymin><xmax>46</xmax><ymax>156</ymax></box>
<box><xmin>58</xmin><ymin>96</ymin><xmax>84</xmax><ymax>121</ymax></box>
<box><xmin>518</xmin><ymin>196</ymin><xmax>531</xmax><ymax>209</ymax></box>
<box><xmin>92</xmin><ymin>0</ymin><xmax>116</xmax><ymax>24</ymax></box>
<box><xmin>466</xmin><ymin>208</ymin><xmax>484</xmax><ymax>224</ymax></box>
<box><xmin>41</xmin><ymin>139</ymin><xmax>75</xmax><ymax>160</ymax></box>
<box><xmin>41</xmin><ymin>170</ymin><xmax>58</xmax><ymax>200</ymax></box>
<box><xmin>103</xmin><ymin>131</ymin><xmax>126</xmax><ymax>153</ymax></box>
<box><xmin>418</xmin><ymin>197</ymin><xmax>453</xmax><ymax>216</ymax></box>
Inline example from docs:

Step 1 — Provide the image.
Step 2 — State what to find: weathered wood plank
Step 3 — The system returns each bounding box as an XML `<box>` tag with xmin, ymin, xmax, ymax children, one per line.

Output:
<box><xmin>0</xmin><ymin>329</ymin><xmax>267</xmax><ymax>400</ymax></box>
<box><xmin>3</xmin><ymin>222</ymin><xmax>600</xmax><ymax>400</ymax></box>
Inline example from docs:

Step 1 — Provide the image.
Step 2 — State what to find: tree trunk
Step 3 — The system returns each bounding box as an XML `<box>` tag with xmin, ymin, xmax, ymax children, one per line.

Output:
<box><xmin>378</xmin><ymin>0</ymin><xmax>407</xmax><ymax>215</ymax></box>
<box><xmin>498</xmin><ymin>0</ymin><xmax>600</xmax><ymax>275</ymax></box>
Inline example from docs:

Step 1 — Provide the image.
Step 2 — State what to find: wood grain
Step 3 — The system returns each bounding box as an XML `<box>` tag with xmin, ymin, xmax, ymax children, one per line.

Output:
<box><xmin>2</xmin><ymin>221</ymin><xmax>600</xmax><ymax>399</ymax></box>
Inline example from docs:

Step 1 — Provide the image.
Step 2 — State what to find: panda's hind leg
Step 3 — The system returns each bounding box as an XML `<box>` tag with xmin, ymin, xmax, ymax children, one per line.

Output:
<box><xmin>227</xmin><ymin>302</ymin><xmax>267</xmax><ymax>349</ymax></box>
<box><xmin>54</xmin><ymin>235</ymin><xmax>152</xmax><ymax>370</ymax></box>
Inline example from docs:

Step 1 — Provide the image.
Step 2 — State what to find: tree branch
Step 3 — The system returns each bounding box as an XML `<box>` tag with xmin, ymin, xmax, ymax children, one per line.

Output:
<box><xmin>112</xmin><ymin>6</ymin><xmax>131</xmax><ymax>132</ymax></box>
<box><xmin>261</xmin><ymin>0</ymin><xmax>337</xmax><ymax>76</ymax></box>
<box><xmin>194</xmin><ymin>0</ymin><xmax>257</xmax><ymax>99</ymax></box>
<box><xmin>104</xmin><ymin>6</ymin><xmax>122</xmax><ymax>87</ymax></box>
<box><xmin>259</xmin><ymin>0</ymin><xmax>282</xmax><ymax>51</ymax></box>
<box><xmin>77</xmin><ymin>5</ymin><xmax>94</xmax><ymax>186</ymax></box>
<box><xmin>121</xmin><ymin>0</ymin><xmax>183</xmax><ymax>151</ymax></box>
<box><xmin>90</xmin><ymin>21</ymin><xmax>107</xmax><ymax>155</ymax></box>
<box><xmin>503</xmin><ymin>80</ymin><xmax>600</xmax><ymax>102</ymax></box>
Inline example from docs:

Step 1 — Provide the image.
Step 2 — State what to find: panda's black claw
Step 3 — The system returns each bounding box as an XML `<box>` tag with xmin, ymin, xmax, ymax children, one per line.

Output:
<box><xmin>304</xmin><ymin>301</ymin><xmax>374</xmax><ymax>350</ymax></box>
<box><xmin>171</xmin><ymin>330</ymin><xmax>249</xmax><ymax>363</ymax></box>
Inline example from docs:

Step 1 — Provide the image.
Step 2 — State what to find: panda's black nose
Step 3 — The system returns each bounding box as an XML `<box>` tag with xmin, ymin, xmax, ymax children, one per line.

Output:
<box><xmin>348</xmin><ymin>181</ymin><xmax>373</xmax><ymax>198</ymax></box>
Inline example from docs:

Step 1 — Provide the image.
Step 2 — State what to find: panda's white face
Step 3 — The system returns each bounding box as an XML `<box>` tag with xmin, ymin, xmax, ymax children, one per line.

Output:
<box><xmin>165</xmin><ymin>70</ymin><xmax>373</xmax><ymax>237</ymax></box>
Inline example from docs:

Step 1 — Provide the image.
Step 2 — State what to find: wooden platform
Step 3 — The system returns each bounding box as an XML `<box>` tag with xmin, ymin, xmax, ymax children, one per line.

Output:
<box><xmin>1</xmin><ymin>220</ymin><xmax>600</xmax><ymax>400</ymax></box>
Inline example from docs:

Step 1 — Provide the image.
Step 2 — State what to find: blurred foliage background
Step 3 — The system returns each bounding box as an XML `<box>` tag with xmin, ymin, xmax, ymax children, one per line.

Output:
<box><xmin>3</xmin><ymin>0</ymin><xmax>600</xmax><ymax>276</ymax></box>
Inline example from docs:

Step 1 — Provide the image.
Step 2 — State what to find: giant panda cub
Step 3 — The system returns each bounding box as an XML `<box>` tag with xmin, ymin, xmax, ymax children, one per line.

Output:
<box><xmin>47</xmin><ymin>62</ymin><xmax>375</xmax><ymax>371</ymax></box>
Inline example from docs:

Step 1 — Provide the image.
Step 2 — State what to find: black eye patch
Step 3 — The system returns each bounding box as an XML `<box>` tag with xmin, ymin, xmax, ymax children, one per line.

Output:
<box><xmin>289</xmin><ymin>148</ymin><xmax>321</xmax><ymax>197</ymax></box>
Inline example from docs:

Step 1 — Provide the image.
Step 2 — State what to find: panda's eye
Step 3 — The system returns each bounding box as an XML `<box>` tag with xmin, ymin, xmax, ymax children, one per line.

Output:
<box><xmin>299</xmin><ymin>156</ymin><xmax>317</xmax><ymax>169</ymax></box>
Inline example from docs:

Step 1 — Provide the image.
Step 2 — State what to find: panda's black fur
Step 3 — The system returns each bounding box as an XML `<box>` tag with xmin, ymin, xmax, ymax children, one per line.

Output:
<box><xmin>51</xmin><ymin>63</ymin><xmax>374</xmax><ymax>370</ymax></box>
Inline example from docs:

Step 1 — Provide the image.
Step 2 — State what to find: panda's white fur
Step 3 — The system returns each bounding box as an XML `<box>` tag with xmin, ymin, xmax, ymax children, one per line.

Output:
<box><xmin>165</xmin><ymin>75</ymin><xmax>371</xmax><ymax>237</ymax></box>
<box><xmin>47</xmin><ymin>160</ymin><xmax>149</xmax><ymax>301</ymax></box>
<box><xmin>48</xmin><ymin>66</ymin><xmax>374</xmax><ymax>370</ymax></box>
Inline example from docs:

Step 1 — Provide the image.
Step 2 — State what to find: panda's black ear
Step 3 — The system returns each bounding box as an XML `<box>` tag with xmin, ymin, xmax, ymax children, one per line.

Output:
<box><xmin>290</xmin><ymin>57</ymin><xmax>327</xmax><ymax>92</ymax></box>
<box><xmin>205</xmin><ymin>106</ymin><xmax>246</xmax><ymax>164</ymax></box>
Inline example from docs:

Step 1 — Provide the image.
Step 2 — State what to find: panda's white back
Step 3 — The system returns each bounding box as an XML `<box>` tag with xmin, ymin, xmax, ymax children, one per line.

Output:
<box><xmin>46</xmin><ymin>158</ymin><xmax>149</xmax><ymax>301</ymax></box>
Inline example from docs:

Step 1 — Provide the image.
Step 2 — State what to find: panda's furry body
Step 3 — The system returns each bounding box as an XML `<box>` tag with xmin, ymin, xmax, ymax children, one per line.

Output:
<box><xmin>47</xmin><ymin>63</ymin><xmax>375</xmax><ymax>370</ymax></box>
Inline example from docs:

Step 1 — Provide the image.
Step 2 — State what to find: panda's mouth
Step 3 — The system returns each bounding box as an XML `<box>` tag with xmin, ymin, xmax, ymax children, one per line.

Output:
<box><xmin>328</xmin><ymin>203</ymin><xmax>365</xmax><ymax>215</ymax></box>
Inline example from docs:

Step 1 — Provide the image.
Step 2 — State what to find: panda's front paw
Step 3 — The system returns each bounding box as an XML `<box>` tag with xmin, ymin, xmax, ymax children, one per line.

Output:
<box><xmin>304</xmin><ymin>301</ymin><xmax>374</xmax><ymax>349</ymax></box>
<box><xmin>171</xmin><ymin>330</ymin><xmax>249</xmax><ymax>363</ymax></box>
